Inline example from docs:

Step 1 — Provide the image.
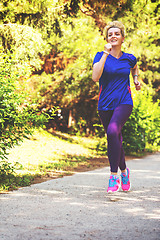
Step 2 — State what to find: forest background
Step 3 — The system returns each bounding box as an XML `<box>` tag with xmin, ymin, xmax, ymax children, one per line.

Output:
<box><xmin>0</xmin><ymin>0</ymin><xmax>160</xmax><ymax>190</ymax></box>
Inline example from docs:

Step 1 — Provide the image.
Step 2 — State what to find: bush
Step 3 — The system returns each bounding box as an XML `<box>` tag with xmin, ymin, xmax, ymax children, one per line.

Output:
<box><xmin>0</xmin><ymin>52</ymin><xmax>49</xmax><ymax>160</ymax></box>
<box><xmin>0</xmin><ymin>160</ymin><xmax>35</xmax><ymax>191</ymax></box>
<box><xmin>122</xmin><ymin>87</ymin><xmax>160</xmax><ymax>153</ymax></box>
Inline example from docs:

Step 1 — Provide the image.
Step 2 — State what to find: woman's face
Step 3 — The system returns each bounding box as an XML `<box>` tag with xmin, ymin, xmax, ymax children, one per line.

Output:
<box><xmin>107</xmin><ymin>27</ymin><xmax>124</xmax><ymax>46</ymax></box>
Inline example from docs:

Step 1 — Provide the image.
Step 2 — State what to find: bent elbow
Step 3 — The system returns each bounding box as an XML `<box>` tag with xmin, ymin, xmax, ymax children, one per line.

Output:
<box><xmin>92</xmin><ymin>73</ymin><xmax>99</xmax><ymax>82</ymax></box>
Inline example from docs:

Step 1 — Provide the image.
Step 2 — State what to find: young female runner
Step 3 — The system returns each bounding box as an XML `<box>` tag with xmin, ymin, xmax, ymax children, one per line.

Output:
<box><xmin>92</xmin><ymin>21</ymin><xmax>141</xmax><ymax>193</ymax></box>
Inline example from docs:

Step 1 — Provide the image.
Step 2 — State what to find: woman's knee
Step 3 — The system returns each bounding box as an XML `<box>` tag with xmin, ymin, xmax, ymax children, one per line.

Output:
<box><xmin>107</xmin><ymin>122</ymin><xmax>119</xmax><ymax>138</ymax></box>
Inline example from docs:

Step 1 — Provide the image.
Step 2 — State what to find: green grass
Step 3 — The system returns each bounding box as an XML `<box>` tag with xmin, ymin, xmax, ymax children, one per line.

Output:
<box><xmin>7</xmin><ymin>129</ymin><xmax>101</xmax><ymax>170</ymax></box>
<box><xmin>0</xmin><ymin>129</ymin><xmax>105</xmax><ymax>192</ymax></box>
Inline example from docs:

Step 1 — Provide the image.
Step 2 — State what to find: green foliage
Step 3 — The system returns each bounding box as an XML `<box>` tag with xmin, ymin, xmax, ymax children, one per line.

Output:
<box><xmin>0</xmin><ymin>51</ymin><xmax>51</xmax><ymax>190</ymax></box>
<box><xmin>0</xmin><ymin>53</ymin><xmax>49</xmax><ymax>160</ymax></box>
<box><xmin>0</xmin><ymin>24</ymin><xmax>49</xmax><ymax>71</ymax></box>
<box><xmin>96</xmin><ymin>137</ymin><xmax>108</xmax><ymax>155</ymax></box>
<box><xmin>117</xmin><ymin>0</ymin><xmax>160</xmax><ymax>100</ymax></box>
<box><xmin>123</xmin><ymin>86</ymin><xmax>160</xmax><ymax>153</ymax></box>
<box><xmin>26</xmin><ymin>17</ymin><xmax>103</xmax><ymax>131</ymax></box>
<box><xmin>0</xmin><ymin>160</ymin><xmax>15</xmax><ymax>176</ymax></box>
<box><xmin>56</xmin><ymin>17</ymin><xmax>102</xmax><ymax>88</ymax></box>
<box><xmin>0</xmin><ymin>160</ymin><xmax>34</xmax><ymax>191</ymax></box>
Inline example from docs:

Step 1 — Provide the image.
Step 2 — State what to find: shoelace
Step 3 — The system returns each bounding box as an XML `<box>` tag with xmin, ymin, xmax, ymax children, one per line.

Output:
<box><xmin>121</xmin><ymin>174</ymin><xmax>128</xmax><ymax>184</ymax></box>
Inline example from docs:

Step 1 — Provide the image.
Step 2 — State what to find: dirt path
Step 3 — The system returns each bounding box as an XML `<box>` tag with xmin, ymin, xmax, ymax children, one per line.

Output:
<box><xmin>0</xmin><ymin>153</ymin><xmax>160</xmax><ymax>240</ymax></box>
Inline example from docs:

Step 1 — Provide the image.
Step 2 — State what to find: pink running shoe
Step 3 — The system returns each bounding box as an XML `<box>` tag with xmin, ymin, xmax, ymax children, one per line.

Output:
<box><xmin>107</xmin><ymin>175</ymin><xmax>120</xmax><ymax>193</ymax></box>
<box><xmin>121</xmin><ymin>168</ymin><xmax>131</xmax><ymax>191</ymax></box>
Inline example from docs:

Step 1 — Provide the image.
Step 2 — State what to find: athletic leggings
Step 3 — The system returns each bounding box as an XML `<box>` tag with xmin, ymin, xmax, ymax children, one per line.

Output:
<box><xmin>98</xmin><ymin>104</ymin><xmax>133</xmax><ymax>173</ymax></box>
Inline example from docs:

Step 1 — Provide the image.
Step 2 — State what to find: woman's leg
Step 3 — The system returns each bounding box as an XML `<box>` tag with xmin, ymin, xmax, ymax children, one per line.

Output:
<box><xmin>106</xmin><ymin>104</ymin><xmax>133</xmax><ymax>173</ymax></box>
<box><xmin>98</xmin><ymin>110</ymin><xmax>113</xmax><ymax>134</ymax></box>
<box><xmin>99</xmin><ymin>105</ymin><xmax>133</xmax><ymax>193</ymax></box>
<box><xmin>98</xmin><ymin>109</ymin><xmax>126</xmax><ymax>173</ymax></box>
<box><xmin>119</xmin><ymin>133</ymin><xmax>126</xmax><ymax>171</ymax></box>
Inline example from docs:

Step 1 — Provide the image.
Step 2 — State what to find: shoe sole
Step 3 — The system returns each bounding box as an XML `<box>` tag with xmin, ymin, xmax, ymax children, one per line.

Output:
<box><xmin>107</xmin><ymin>185</ymin><xmax>120</xmax><ymax>193</ymax></box>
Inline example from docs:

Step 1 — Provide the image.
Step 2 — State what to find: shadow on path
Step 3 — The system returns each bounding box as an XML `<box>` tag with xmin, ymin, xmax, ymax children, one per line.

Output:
<box><xmin>0</xmin><ymin>153</ymin><xmax>160</xmax><ymax>240</ymax></box>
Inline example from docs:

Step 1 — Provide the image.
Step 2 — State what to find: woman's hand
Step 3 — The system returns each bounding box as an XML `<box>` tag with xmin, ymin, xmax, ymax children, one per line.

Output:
<box><xmin>131</xmin><ymin>64</ymin><xmax>141</xmax><ymax>91</ymax></box>
<box><xmin>104</xmin><ymin>43</ymin><xmax>112</xmax><ymax>54</ymax></box>
<box><xmin>134</xmin><ymin>79</ymin><xmax>141</xmax><ymax>91</ymax></box>
<box><xmin>92</xmin><ymin>44</ymin><xmax>111</xmax><ymax>82</ymax></box>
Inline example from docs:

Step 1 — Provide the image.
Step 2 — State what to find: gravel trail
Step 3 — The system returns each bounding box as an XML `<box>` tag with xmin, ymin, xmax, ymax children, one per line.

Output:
<box><xmin>0</xmin><ymin>153</ymin><xmax>160</xmax><ymax>240</ymax></box>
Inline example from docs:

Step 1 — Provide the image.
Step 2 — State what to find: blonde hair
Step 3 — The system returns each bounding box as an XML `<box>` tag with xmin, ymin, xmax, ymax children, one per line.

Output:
<box><xmin>103</xmin><ymin>21</ymin><xmax>125</xmax><ymax>39</ymax></box>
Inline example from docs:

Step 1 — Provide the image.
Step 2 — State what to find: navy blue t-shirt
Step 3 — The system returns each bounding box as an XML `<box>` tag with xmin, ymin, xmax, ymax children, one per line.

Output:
<box><xmin>93</xmin><ymin>51</ymin><xmax>137</xmax><ymax>111</ymax></box>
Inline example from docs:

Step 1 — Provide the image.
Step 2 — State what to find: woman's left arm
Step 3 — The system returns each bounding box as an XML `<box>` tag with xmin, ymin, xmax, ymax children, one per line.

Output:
<box><xmin>131</xmin><ymin>64</ymin><xmax>141</xmax><ymax>91</ymax></box>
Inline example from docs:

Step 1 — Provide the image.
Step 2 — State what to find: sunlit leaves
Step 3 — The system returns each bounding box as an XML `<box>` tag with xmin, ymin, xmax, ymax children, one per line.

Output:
<box><xmin>0</xmin><ymin>54</ymin><xmax>49</xmax><ymax>160</ymax></box>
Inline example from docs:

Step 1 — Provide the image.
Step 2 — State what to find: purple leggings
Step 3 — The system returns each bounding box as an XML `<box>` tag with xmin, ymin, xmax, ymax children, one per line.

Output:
<box><xmin>98</xmin><ymin>104</ymin><xmax>133</xmax><ymax>173</ymax></box>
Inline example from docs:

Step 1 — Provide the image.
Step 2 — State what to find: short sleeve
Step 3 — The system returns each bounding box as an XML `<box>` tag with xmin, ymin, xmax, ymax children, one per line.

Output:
<box><xmin>93</xmin><ymin>52</ymin><xmax>103</xmax><ymax>65</ymax></box>
<box><xmin>128</xmin><ymin>54</ymin><xmax>137</xmax><ymax>68</ymax></box>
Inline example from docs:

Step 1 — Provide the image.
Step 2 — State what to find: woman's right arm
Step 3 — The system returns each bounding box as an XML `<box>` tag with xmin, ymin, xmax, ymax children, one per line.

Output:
<box><xmin>92</xmin><ymin>43</ymin><xmax>112</xmax><ymax>82</ymax></box>
<box><xmin>92</xmin><ymin>52</ymin><xmax>109</xmax><ymax>82</ymax></box>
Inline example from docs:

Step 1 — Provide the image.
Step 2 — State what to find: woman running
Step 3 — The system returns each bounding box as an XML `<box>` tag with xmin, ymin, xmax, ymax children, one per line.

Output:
<box><xmin>92</xmin><ymin>21</ymin><xmax>141</xmax><ymax>193</ymax></box>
